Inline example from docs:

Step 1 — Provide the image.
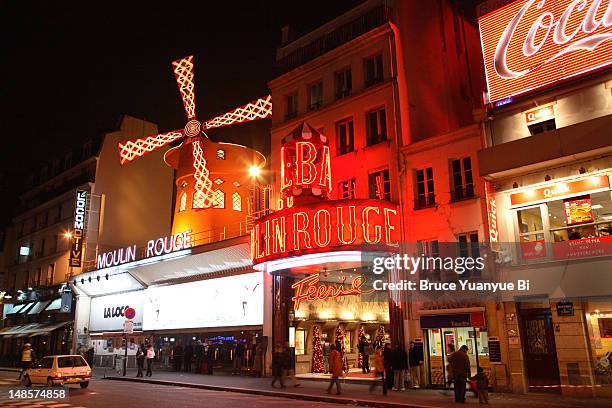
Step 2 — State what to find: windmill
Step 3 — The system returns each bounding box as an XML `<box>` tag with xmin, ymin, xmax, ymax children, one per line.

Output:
<box><xmin>117</xmin><ymin>55</ymin><xmax>272</xmax><ymax>208</ymax></box>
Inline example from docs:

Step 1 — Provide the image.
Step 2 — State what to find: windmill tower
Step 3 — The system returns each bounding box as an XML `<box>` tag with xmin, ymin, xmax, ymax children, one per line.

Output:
<box><xmin>117</xmin><ymin>56</ymin><xmax>271</xmax><ymax>241</ymax></box>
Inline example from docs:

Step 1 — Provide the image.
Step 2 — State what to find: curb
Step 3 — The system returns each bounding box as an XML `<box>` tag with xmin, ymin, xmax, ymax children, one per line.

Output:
<box><xmin>103</xmin><ymin>376</ymin><xmax>436</xmax><ymax>408</ymax></box>
<box><xmin>0</xmin><ymin>367</ymin><xmax>21</xmax><ymax>372</ymax></box>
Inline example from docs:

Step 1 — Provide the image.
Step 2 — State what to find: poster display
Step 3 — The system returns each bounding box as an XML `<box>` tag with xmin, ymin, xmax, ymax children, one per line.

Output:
<box><xmin>563</xmin><ymin>197</ymin><xmax>593</xmax><ymax>225</ymax></box>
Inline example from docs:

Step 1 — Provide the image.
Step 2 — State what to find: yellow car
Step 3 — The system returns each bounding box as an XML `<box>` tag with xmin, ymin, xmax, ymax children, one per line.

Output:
<box><xmin>24</xmin><ymin>355</ymin><xmax>92</xmax><ymax>388</ymax></box>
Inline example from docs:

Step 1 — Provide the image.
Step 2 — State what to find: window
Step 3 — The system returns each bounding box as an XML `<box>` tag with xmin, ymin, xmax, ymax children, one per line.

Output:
<box><xmin>366</xmin><ymin>108</ymin><xmax>387</xmax><ymax>146</ymax></box>
<box><xmin>58</xmin><ymin>356</ymin><xmax>87</xmax><ymax>368</ymax></box>
<box><xmin>457</xmin><ymin>232</ymin><xmax>481</xmax><ymax>276</ymax></box>
<box><xmin>295</xmin><ymin>329</ymin><xmax>306</xmax><ymax>355</ymax></box>
<box><xmin>47</xmin><ymin>263</ymin><xmax>55</xmax><ymax>286</ymax></box>
<box><xmin>528</xmin><ymin>118</ymin><xmax>556</xmax><ymax>135</ymax></box>
<box><xmin>335</xmin><ymin>68</ymin><xmax>352</xmax><ymax>99</ymax></box>
<box><xmin>307</xmin><ymin>81</ymin><xmax>323</xmax><ymax>111</ymax></box>
<box><xmin>212</xmin><ymin>190</ymin><xmax>225</xmax><ymax>209</ymax></box>
<box><xmin>417</xmin><ymin>240</ymin><xmax>440</xmax><ymax>280</ymax></box>
<box><xmin>415</xmin><ymin>167</ymin><xmax>435</xmax><ymax>209</ymax></box>
<box><xmin>232</xmin><ymin>192</ymin><xmax>242</xmax><ymax>211</ymax></box>
<box><xmin>38</xmin><ymin>357</ymin><xmax>54</xmax><ymax>369</ymax></box>
<box><xmin>285</xmin><ymin>92</ymin><xmax>298</xmax><ymax>120</ymax></box>
<box><xmin>216</xmin><ymin>149</ymin><xmax>225</xmax><ymax>160</ymax></box>
<box><xmin>451</xmin><ymin>157</ymin><xmax>474</xmax><ymax>201</ymax></box>
<box><xmin>336</xmin><ymin>119</ymin><xmax>354</xmax><ymax>155</ymax></box>
<box><xmin>214</xmin><ymin>178</ymin><xmax>224</xmax><ymax>185</ymax></box>
<box><xmin>364</xmin><ymin>54</ymin><xmax>383</xmax><ymax>87</ymax></box>
<box><xmin>36</xmin><ymin>267</ymin><xmax>42</xmax><ymax>287</ymax></box>
<box><xmin>233</xmin><ymin>181</ymin><xmax>241</xmax><ymax>188</ymax></box>
<box><xmin>368</xmin><ymin>169</ymin><xmax>391</xmax><ymax>201</ymax></box>
<box><xmin>39</xmin><ymin>238</ymin><xmax>45</xmax><ymax>257</ymax></box>
<box><xmin>339</xmin><ymin>179</ymin><xmax>356</xmax><ymax>199</ymax></box>
<box><xmin>178</xmin><ymin>192</ymin><xmax>187</xmax><ymax>212</ymax></box>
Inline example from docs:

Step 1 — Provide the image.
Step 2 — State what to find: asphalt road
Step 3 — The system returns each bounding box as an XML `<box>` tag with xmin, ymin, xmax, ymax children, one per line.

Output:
<box><xmin>0</xmin><ymin>372</ymin><xmax>354</xmax><ymax>408</ymax></box>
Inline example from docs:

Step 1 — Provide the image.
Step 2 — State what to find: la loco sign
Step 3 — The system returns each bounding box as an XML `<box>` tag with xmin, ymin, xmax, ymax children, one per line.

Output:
<box><xmin>479</xmin><ymin>0</ymin><xmax>612</xmax><ymax>103</ymax></box>
<box><xmin>251</xmin><ymin>199</ymin><xmax>400</xmax><ymax>264</ymax></box>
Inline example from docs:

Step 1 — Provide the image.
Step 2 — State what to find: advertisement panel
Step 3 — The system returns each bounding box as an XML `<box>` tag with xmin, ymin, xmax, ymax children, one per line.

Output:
<box><xmin>142</xmin><ymin>272</ymin><xmax>263</xmax><ymax>331</ymax></box>
<box><xmin>69</xmin><ymin>190</ymin><xmax>88</xmax><ymax>267</ymax></box>
<box><xmin>89</xmin><ymin>291</ymin><xmax>144</xmax><ymax>332</ymax></box>
<box><xmin>479</xmin><ymin>0</ymin><xmax>612</xmax><ymax>103</ymax></box>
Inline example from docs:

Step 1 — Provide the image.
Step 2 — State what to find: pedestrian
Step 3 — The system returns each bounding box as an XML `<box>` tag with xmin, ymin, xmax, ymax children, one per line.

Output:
<box><xmin>194</xmin><ymin>341</ymin><xmax>204</xmax><ymax>374</ymax></box>
<box><xmin>146</xmin><ymin>344</ymin><xmax>155</xmax><ymax>377</ymax></box>
<box><xmin>233</xmin><ymin>340</ymin><xmax>244</xmax><ymax>375</ymax></box>
<box><xmin>326</xmin><ymin>344</ymin><xmax>343</xmax><ymax>395</ymax></box>
<box><xmin>136</xmin><ymin>344</ymin><xmax>145</xmax><ymax>377</ymax></box>
<box><xmin>173</xmin><ymin>342</ymin><xmax>183</xmax><ymax>372</ymax></box>
<box><xmin>470</xmin><ymin>367</ymin><xmax>489</xmax><ymax>404</ymax></box>
<box><xmin>409</xmin><ymin>340</ymin><xmax>424</xmax><ymax>389</ymax></box>
<box><xmin>254</xmin><ymin>340</ymin><xmax>264</xmax><ymax>377</ymax></box>
<box><xmin>358</xmin><ymin>336</ymin><xmax>370</xmax><ymax>374</ymax></box>
<box><xmin>184</xmin><ymin>342</ymin><xmax>194</xmax><ymax>372</ymax></box>
<box><xmin>446</xmin><ymin>343</ymin><xmax>456</xmax><ymax>391</ymax></box>
<box><xmin>85</xmin><ymin>346</ymin><xmax>95</xmax><ymax>368</ymax></box>
<box><xmin>448</xmin><ymin>345</ymin><xmax>471</xmax><ymax>403</ymax></box>
<box><xmin>392</xmin><ymin>342</ymin><xmax>408</xmax><ymax>391</ymax></box>
<box><xmin>17</xmin><ymin>343</ymin><xmax>36</xmax><ymax>381</ymax></box>
<box><xmin>369</xmin><ymin>348</ymin><xmax>387</xmax><ymax>395</ymax></box>
<box><xmin>270</xmin><ymin>345</ymin><xmax>286</xmax><ymax>388</ymax></box>
<box><xmin>283</xmin><ymin>341</ymin><xmax>301</xmax><ymax>387</ymax></box>
<box><xmin>322</xmin><ymin>340</ymin><xmax>331</xmax><ymax>374</ymax></box>
<box><xmin>206</xmin><ymin>342</ymin><xmax>215</xmax><ymax>375</ymax></box>
<box><xmin>383</xmin><ymin>343</ymin><xmax>394</xmax><ymax>390</ymax></box>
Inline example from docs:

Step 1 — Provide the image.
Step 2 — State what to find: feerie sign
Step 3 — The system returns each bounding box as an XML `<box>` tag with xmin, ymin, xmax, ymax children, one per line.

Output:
<box><xmin>96</xmin><ymin>230</ymin><xmax>192</xmax><ymax>269</ymax></box>
<box><xmin>479</xmin><ymin>0</ymin><xmax>612</xmax><ymax>103</ymax></box>
<box><xmin>251</xmin><ymin>199</ymin><xmax>399</xmax><ymax>264</ymax></box>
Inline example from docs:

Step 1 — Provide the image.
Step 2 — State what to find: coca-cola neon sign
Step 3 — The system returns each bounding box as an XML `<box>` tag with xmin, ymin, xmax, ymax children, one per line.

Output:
<box><xmin>251</xmin><ymin>199</ymin><xmax>399</xmax><ymax>264</ymax></box>
<box><xmin>479</xmin><ymin>0</ymin><xmax>612</xmax><ymax>103</ymax></box>
<box><xmin>291</xmin><ymin>273</ymin><xmax>374</xmax><ymax>310</ymax></box>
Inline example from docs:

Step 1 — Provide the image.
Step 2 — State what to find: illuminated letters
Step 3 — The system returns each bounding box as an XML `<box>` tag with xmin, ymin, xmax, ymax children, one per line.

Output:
<box><xmin>362</xmin><ymin>206</ymin><xmax>382</xmax><ymax>243</ymax></box>
<box><xmin>296</xmin><ymin>142</ymin><xmax>317</xmax><ymax>185</ymax></box>
<box><xmin>313</xmin><ymin>209</ymin><xmax>332</xmax><ymax>247</ymax></box>
<box><xmin>293</xmin><ymin>211</ymin><xmax>312</xmax><ymax>250</ymax></box>
<box><xmin>291</xmin><ymin>273</ymin><xmax>373</xmax><ymax>310</ymax></box>
<box><xmin>336</xmin><ymin>205</ymin><xmax>357</xmax><ymax>245</ymax></box>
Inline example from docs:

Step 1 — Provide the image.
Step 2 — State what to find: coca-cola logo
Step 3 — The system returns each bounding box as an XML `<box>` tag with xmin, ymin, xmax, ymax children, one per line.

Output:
<box><xmin>480</xmin><ymin>0</ymin><xmax>612</xmax><ymax>102</ymax></box>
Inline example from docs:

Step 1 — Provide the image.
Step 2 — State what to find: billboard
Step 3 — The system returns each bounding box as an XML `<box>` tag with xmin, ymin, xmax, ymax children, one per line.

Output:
<box><xmin>479</xmin><ymin>0</ymin><xmax>612</xmax><ymax>103</ymax></box>
<box><xmin>142</xmin><ymin>272</ymin><xmax>263</xmax><ymax>331</ymax></box>
<box><xmin>89</xmin><ymin>291</ymin><xmax>144</xmax><ymax>332</ymax></box>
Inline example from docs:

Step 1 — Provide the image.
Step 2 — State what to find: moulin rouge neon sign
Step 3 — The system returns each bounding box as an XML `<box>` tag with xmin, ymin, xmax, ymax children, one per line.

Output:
<box><xmin>479</xmin><ymin>0</ymin><xmax>612</xmax><ymax>103</ymax></box>
<box><xmin>291</xmin><ymin>273</ymin><xmax>374</xmax><ymax>310</ymax></box>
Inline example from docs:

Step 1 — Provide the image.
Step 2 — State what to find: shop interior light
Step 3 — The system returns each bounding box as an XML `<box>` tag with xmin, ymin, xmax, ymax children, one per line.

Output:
<box><xmin>592</xmin><ymin>204</ymin><xmax>603</xmax><ymax>210</ymax></box>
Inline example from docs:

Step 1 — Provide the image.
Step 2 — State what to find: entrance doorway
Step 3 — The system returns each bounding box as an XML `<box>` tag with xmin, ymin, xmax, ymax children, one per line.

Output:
<box><xmin>518</xmin><ymin>308</ymin><xmax>561</xmax><ymax>393</ymax></box>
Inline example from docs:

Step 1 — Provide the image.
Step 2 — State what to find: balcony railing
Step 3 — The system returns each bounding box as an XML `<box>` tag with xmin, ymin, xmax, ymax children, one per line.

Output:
<box><xmin>276</xmin><ymin>5</ymin><xmax>392</xmax><ymax>75</ymax></box>
<box><xmin>414</xmin><ymin>195</ymin><xmax>436</xmax><ymax>210</ymax></box>
<box><xmin>450</xmin><ymin>186</ymin><xmax>476</xmax><ymax>202</ymax></box>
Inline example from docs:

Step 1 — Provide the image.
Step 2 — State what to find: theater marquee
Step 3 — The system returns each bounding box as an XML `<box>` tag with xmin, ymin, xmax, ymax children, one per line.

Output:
<box><xmin>479</xmin><ymin>0</ymin><xmax>612</xmax><ymax>103</ymax></box>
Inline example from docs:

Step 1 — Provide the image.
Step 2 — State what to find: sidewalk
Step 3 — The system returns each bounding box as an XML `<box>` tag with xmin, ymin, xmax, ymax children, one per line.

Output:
<box><xmin>97</xmin><ymin>367</ymin><xmax>612</xmax><ymax>408</ymax></box>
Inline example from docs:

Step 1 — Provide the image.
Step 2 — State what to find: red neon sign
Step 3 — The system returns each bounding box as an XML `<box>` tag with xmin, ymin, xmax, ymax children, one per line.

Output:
<box><xmin>291</xmin><ymin>274</ymin><xmax>374</xmax><ymax>310</ymax></box>
<box><xmin>251</xmin><ymin>199</ymin><xmax>399</xmax><ymax>264</ymax></box>
<box><xmin>479</xmin><ymin>0</ymin><xmax>612</xmax><ymax>103</ymax></box>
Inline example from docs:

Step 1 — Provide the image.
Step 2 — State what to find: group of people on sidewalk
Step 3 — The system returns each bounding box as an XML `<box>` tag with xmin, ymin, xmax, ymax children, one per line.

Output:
<box><xmin>135</xmin><ymin>343</ymin><xmax>156</xmax><ymax>377</ymax></box>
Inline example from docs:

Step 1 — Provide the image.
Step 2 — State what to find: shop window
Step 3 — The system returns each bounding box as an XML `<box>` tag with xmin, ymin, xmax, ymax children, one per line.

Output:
<box><xmin>366</xmin><ymin>108</ymin><xmax>387</xmax><ymax>146</ymax></box>
<box><xmin>295</xmin><ymin>329</ymin><xmax>306</xmax><ymax>355</ymax></box>
<box><xmin>336</xmin><ymin>119</ymin><xmax>354</xmax><ymax>156</ymax></box>
<box><xmin>415</xmin><ymin>167</ymin><xmax>435</xmax><ymax>209</ymax></box>
<box><xmin>335</xmin><ymin>68</ymin><xmax>352</xmax><ymax>100</ymax></box>
<box><xmin>216</xmin><ymin>149</ymin><xmax>225</xmax><ymax>160</ymax></box>
<box><xmin>179</xmin><ymin>192</ymin><xmax>187</xmax><ymax>212</ymax></box>
<box><xmin>285</xmin><ymin>92</ymin><xmax>298</xmax><ymax>120</ymax></box>
<box><xmin>450</xmin><ymin>158</ymin><xmax>474</xmax><ymax>201</ymax></box>
<box><xmin>364</xmin><ymin>54</ymin><xmax>383</xmax><ymax>87</ymax></box>
<box><xmin>457</xmin><ymin>232</ymin><xmax>480</xmax><ymax>276</ymax></box>
<box><xmin>212</xmin><ymin>190</ymin><xmax>225</xmax><ymax>209</ymax></box>
<box><xmin>232</xmin><ymin>192</ymin><xmax>242</xmax><ymax>211</ymax></box>
<box><xmin>368</xmin><ymin>169</ymin><xmax>390</xmax><ymax>201</ymax></box>
<box><xmin>339</xmin><ymin>179</ymin><xmax>356</xmax><ymax>199</ymax></box>
<box><xmin>307</xmin><ymin>81</ymin><xmax>323</xmax><ymax>111</ymax></box>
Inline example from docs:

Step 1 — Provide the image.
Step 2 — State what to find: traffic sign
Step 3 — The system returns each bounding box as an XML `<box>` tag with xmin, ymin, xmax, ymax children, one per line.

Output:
<box><xmin>124</xmin><ymin>307</ymin><xmax>136</xmax><ymax>320</ymax></box>
<box><xmin>123</xmin><ymin>320</ymin><xmax>134</xmax><ymax>334</ymax></box>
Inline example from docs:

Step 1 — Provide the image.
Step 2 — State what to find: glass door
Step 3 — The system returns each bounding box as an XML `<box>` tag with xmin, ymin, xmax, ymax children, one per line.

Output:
<box><xmin>426</xmin><ymin>329</ymin><xmax>446</xmax><ymax>387</ymax></box>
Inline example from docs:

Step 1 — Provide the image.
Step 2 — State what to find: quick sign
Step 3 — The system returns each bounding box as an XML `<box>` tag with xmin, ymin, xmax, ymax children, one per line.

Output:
<box><xmin>479</xmin><ymin>0</ymin><xmax>612</xmax><ymax>103</ymax></box>
<box><xmin>69</xmin><ymin>190</ymin><xmax>87</xmax><ymax>267</ymax></box>
<box><xmin>89</xmin><ymin>291</ymin><xmax>144</xmax><ymax>332</ymax></box>
<box><xmin>510</xmin><ymin>175</ymin><xmax>609</xmax><ymax>205</ymax></box>
<box><xmin>251</xmin><ymin>199</ymin><xmax>400</xmax><ymax>264</ymax></box>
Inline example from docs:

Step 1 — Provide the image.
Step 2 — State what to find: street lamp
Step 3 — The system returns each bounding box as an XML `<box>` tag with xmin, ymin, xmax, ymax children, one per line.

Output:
<box><xmin>248</xmin><ymin>165</ymin><xmax>261</xmax><ymax>178</ymax></box>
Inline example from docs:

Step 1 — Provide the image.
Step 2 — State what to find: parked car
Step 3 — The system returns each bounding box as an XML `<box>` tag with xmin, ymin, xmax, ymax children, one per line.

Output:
<box><xmin>24</xmin><ymin>355</ymin><xmax>92</xmax><ymax>388</ymax></box>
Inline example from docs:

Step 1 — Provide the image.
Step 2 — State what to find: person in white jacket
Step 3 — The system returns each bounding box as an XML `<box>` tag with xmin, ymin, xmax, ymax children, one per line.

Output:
<box><xmin>146</xmin><ymin>344</ymin><xmax>155</xmax><ymax>377</ymax></box>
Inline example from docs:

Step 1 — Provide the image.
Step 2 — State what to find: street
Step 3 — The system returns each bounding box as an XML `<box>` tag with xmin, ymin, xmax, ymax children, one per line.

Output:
<box><xmin>0</xmin><ymin>372</ymin><xmax>346</xmax><ymax>408</ymax></box>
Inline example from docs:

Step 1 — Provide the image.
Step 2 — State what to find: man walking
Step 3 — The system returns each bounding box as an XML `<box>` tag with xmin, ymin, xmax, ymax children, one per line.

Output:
<box><xmin>358</xmin><ymin>336</ymin><xmax>370</xmax><ymax>374</ymax></box>
<box><xmin>233</xmin><ymin>341</ymin><xmax>244</xmax><ymax>375</ymax></box>
<box><xmin>408</xmin><ymin>340</ymin><xmax>423</xmax><ymax>389</ymax></box>
<box><xmin>17</xmin><ymin>343</ymin><xmax>35</xmax><ymax>381</ymax></box>
<box><xmin>322</xmin><ymin>340</ymin><xmax>331</xmax><ymax>374</ymax></box>
<box><xmin>393</xmin><ymin>342</ymin><xmax>408</xmax><ymax>391</ymax></box>
<box><xmin>369</xmin><ymin>349</ymin><xmax>387</xmax><ymax>395</ymax></box>
<box><xmin>326</xmin><ymin>344</ymin><xmax>343</xmax><ymax>395</ymax></box>
<box><xmin>448</xmin><ymin>345</ymin><xmax>471</xmax><ymax>403</ymax></box>
<box><xmin>136</xmin><ymin>344</ymin><xmax>145</xmax><ymax>377</ymax></box>
<box><xmin>271</xmin><ymin>345</ymin><xmax>286</xmax><ymax>388</ymax></box>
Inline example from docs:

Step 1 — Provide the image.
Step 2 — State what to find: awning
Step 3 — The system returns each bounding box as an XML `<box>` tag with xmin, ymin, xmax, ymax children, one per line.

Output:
<box><xmin>0</xmin><ymin>323</ymin><xmax>44</xmax><ymax>338</ymax></box>
<box><xmin>29</xmin><ymin>321</ymin><xmax>72</xmax><ymax>337</ymax></box>
<box><xmin>27</xmin><ymin>300</ymin><xmax>53</xmax><ymax>315</ymax></box>
<box><xmin>43</xmin><ymin>298</ymin><xmax>62</xmax><ymax>312</ymax></box>
<box><xmin>5</xmin><ymin>303</ymin><xmax>35</xmax><ymax>315</ymax></box>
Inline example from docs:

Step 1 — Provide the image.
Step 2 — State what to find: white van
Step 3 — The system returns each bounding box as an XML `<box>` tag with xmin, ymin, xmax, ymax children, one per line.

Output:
<box><xmin>24</xmin><ymin>355</ymin><xmax>92</xmax><ymax>388</ymax></box>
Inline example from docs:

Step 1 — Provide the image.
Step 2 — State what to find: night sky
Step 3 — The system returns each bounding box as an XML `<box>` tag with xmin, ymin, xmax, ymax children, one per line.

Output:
<box><xmin>0</xmin><ymin>0</ymin><xmax>364</xmax><ymax>225</ymax></box>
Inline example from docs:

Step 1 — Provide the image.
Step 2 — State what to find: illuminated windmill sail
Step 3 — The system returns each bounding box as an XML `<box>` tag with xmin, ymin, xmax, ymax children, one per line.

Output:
<box><xmin>117</xmin><ymin>55</ymin><xmax>272</xmax><ymax>208</ymax></box>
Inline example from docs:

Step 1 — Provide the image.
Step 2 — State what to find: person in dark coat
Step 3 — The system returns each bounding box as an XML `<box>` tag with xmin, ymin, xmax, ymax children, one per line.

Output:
<box><xmin>448</xmin><ymin>345</ymin><xmax>471</xmax><ymax>403</ymax></box>
<box><xmin>383</xmin><ymin>343</ymin><xmax>394</xmax><ymax>390</ymax></box>
<box><xmin>206</xmin><ymin>342</ymin><xmax>215</xmax><ymax>375</ymax></box>
<box><xmin>409</xmin><ymin>340</ymin><xmax>424</xmax><ymax>389</ymax></box>
<box><xmin>392</xmin><ymin>342</ymin><xmax>408</xmax><ymax>391</ymax></box>
<box><xmin>270</xmin><ymin>345</ymin><xmax>286</xmax><ymax>388</ymax></box>
<box><xmin>184</xmin><ymin>343</ymin><xmax>194</xmax><ymax>372</ymax></box>
<box><xmin>233</xmin><ymin>341</ymin><xmax>245</xmax><ymax>375</ymax></box>
<box><xmin>470</xmin><ymin>367</ymin><xmax>489</xmax><ymax>404</ymax></box>
<box><xmin>173</xmin><ymin>343</ymin><xmax>183</xmax><ymax>372</ymax></box>
<box><xmin>358</xmin><ymin>336</ymin><xmax>370</xmax><ymax>374</ymax></box>
<box><xmin>194</xmin><ymin>341</ymin><xmax>204</xmax><ymax>374</ymax></box>
<box><xmin>85</xmin><ymin>347</ymin><xmax>95</xmax><ymax>368</ymax></box>
<box><xmin>136</xmin><ymin>344</ymin><xmax>145</xmax><ymax>377</ymax></box>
